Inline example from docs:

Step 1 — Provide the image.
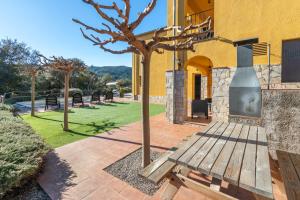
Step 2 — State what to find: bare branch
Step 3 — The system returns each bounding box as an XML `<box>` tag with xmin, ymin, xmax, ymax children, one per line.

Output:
<box><xmin>151</xmin><ymin>17</ymin><xmax>212</xmax><ymax>45</ymax></box>
<box><xmin>73</xmin><ymin>19</ymin><xmax>126</xmax><ymax>42</ymax></box>
<box><xmin>82</xmin><ymin>0</ymin><xmax>122</xmax><ymax>29</ymax></box>
<box><xmin>99</xmin><ymin>45</ymin><xmax>139</xmax><ymax>54</ymax></box>
<box><xmin>122</xmin><ymin>0</ymin><xmax>130</xmax><ymax>24</ymax></box>
<box><xmin>130</xmin><ymin>0</ymin><xmax>157</xmax><ymax>30</ymax></box>
<box><xmin>39</xmin><ymin>54</ymin><xmax>86</xmax><ymax>72</ymax></box>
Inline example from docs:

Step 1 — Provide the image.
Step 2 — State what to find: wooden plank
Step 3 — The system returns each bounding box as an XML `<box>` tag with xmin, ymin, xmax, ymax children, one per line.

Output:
<box><xmin>210</xmin><ymin>123</ymin><xmax>243</xmax><ymax>179</ymax></box>
<box><xmin>148</xmin><ymin>160</ymin><xmax>176</xmax><ymax>184</ymax></box>
<box><xmin>277</xmin><ymin>150</ymin><xmax>300</xmax><ymax>200</ymax></box>
<box><xmin>188</xmin><ymin>122</ymin><xmax>229</xmax><ymax>170</ymax></box>
<box><xmin>176</xmin><ymin>121</ymin><xmax>223</xmax><ymax>167</ymax></box>
<box><xmin>224</xmin><ymin>125</ymin><xmax>250</xmax><ymax>185</ymax></box>
<box><xmin>239</xmin><ymin>126</ymin><xmax>258</xmax><ymax>192</ymax></box>
<box><xmin>173</xmin><ymin>173</ymin><xmax>238</xmax><ymax>200</ymax></box>
<box><xmin>140</xmin><ymin>150</ymin><xmax>173</xmax><ymax>178</ymax></box>
<box><xmin>255</xmin><ymin>127</ymin><xmax>273</xmax><ymax>199</ymax></box>
<box><xmin>290</xmin><ymin>152</ymin><xmax>300</xmax><ymax>179</ymax></box>
<box><xmin>199</xmin><ymin>123</ymin><xmax>236</xmax><ymax>175</ymax></box>
<box><xmin>168</xmin><ymin>121</ymin><xmax>218</xmax><ymax>163</ymax></box>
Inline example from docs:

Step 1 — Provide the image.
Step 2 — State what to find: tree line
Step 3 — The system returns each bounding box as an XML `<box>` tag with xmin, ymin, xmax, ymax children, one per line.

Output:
<box><xmin>0</xmin><ymin>38</ymin><xmax>131</xmax><ymax>95</ymax></box>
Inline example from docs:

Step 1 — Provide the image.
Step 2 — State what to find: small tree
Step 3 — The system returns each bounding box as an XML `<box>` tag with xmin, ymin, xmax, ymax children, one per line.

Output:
<box><xmin>22</xmin><ymin>50</ymin><xmax>43</xmax><ymax>116</ymax></box>
<box><xmin>40</xmin><ymin>55</ymin><xmax>86</xmax><ymax>131</ymax></box>
<box><xmin>73</xmin><ymin>0</ymin><xmax>212</xmax><ymax>167</ymax></box>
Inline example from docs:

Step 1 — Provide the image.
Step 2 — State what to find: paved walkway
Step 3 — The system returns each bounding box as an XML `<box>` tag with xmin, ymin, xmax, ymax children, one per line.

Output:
<box><xmin>38</xmin><ymin>114</ymin><xmax>287</xmax><ymax>200</ymax></box>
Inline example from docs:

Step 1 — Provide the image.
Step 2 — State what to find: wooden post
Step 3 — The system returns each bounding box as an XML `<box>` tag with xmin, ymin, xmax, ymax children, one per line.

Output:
<box><xmin>31</xmin><ymin>73</ymin><xmax>36</xmax><ymax>116</ymax></box>
<box><xmin>64</xmin><ymin>72</ymin><xmax>70</xmax><ymax>131</ymax></box>
<box><xmin>141</xmin><ymin>54</ymin><xmax>151</xmax><ymax>167</ymax></box>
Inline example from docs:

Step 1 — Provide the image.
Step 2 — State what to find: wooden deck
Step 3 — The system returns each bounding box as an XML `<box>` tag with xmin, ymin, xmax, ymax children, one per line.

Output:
<box><xmin>168</xmin><ymin>121</ymin><xmax>273</xmax><ymax>199</ymax></box>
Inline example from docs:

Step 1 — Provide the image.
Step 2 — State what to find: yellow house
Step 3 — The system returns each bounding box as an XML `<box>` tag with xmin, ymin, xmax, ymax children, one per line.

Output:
<box><xmin>132</xmin><ymin>0</ymin><xmax>300</xmax><ymax>128</ymax></box>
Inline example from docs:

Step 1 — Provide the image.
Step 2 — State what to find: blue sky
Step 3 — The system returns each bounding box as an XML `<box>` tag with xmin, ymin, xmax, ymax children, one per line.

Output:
<box><xmin>0</xmin><ymin>0</ymin><xmax>166</xmax><ymax>67</ymax></box>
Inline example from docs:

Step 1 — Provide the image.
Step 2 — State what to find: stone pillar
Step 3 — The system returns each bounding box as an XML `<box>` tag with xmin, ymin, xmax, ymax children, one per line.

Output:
<box><xmin>166</xmin><ymin>70</ymin><xmax>186</xmax><ymax>124</ymax></box>
<box><xmin>211</xmin><ymin>67</ymin><xmax>236</xmax><ymax>122</ymax></box>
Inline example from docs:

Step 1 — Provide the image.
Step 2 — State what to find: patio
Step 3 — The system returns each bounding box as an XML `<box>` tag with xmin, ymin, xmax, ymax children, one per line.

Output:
<box><xmin>38</xmin><ymin>113</ymin><xmax>287</xmax><ymax>200</ymax></box>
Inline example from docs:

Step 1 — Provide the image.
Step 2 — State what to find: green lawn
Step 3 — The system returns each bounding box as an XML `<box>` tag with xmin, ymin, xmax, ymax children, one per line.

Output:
<box><xmin>22</xmin><ymin>102</ymin><xmax>165</xmax><ymax>148</ymax></box>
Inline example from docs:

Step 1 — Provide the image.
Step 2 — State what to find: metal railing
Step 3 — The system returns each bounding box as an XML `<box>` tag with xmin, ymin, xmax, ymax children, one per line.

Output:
<box><xmin>185</xmin><ymin>9</ymin><xmax>214</xmax><ymax>27</ymax></box>
<box><xmin>185</xmin><ymin>9</ymin><xmax>214</xmax><ymax>41</ymax></box>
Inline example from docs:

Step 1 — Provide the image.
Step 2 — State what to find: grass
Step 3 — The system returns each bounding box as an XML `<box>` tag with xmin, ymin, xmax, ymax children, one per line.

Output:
<box><xmin>22</xmin><ymin>102</ymin><xmax>165</xmax><ymax>148</ymax></box>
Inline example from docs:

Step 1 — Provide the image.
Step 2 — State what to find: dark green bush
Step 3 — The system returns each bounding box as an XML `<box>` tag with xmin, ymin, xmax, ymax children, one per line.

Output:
<box><xmin>0</xmin><ymin>109</ymin><xmax>50</xmax><ymax>198</ymax></box>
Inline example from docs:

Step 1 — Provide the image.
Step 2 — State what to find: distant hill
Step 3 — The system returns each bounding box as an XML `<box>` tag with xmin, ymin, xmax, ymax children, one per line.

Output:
<box><xmin>88</xmin><ymin>66</ymin><xmax>132</xmax><ymax>81</ymax></box>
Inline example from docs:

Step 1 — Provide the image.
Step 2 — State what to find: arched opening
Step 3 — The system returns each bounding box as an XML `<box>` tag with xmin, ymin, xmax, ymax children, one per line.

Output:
<box><xmin>186</xmin><ymin>56</ymin><xmax>213</xmax><ymax>118</ymax></box>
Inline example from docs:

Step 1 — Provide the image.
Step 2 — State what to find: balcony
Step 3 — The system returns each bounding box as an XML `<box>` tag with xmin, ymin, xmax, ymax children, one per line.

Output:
<box><xmin>185</xmin><ymin>9</ymin><xmax>214</xmax><ymax>41</ymax></box>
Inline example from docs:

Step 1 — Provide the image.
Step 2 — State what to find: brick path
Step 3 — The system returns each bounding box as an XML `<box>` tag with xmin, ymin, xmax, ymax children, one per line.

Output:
<box><xmin>38</xmin><ymin>113</ymin><xmax>287</xmax><ymax>200</ymax></box>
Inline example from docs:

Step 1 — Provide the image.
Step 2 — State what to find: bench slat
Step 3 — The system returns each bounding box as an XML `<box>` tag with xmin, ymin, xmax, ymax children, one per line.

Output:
<box><xmin>239</xmin><ymin>126</ymin><xmax>257</xmax><ymax>192</ymax></box>
<box><xmin>177</xmin><ymin>122</ymin><xmax>222</xmax><ymax>168</ymax></box>
<box><xmin>199</xmin><ymin>123</ymin><xmax>236</xmax><ymax>175</ymax></box>
<box><xmin>140</xmin><ymin>151</ymin><xmax>173</xmax><ymax>178</ymax></box>
<box><xmin>147</xmin><ymin>160</ymin><xmax>176</xmax><ymax>184</ymax></box>
<box><xmin>188</xmin><ymin>122</ymin><xmax>228</xmax><ymax>170</ymax></box>
<box><xmin>169</xmin><ymin>121</ymin><xmax>218</xmax><ymax>163</ymax></box>
<box><xmin>210</xmin><ymin>124</ymin><xmax>243</xmax><ymax>179</ymax></box>
<box><xmin>255</xmin><ymin>127</ymin><xmax>273</xmax><ymax>199</ymax></box>
<box><xmin>224</xmin><ymin>125</ymin><xmax>250</xmax><ymax>185</ymax></box>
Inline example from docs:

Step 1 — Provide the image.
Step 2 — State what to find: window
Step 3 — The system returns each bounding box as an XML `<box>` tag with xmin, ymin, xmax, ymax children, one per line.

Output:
<box><xmin>282</xmin><ymin>39</ymin><xmax>300</xmax><ymax>82</ymax></box>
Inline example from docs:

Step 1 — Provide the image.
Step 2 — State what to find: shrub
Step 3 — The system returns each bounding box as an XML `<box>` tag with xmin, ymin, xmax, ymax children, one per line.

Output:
<box><xmin>61</xmin><ymin>88</ymin><xmax>83</xmax><ymax>97</ymax></box>
<box><xmin>0</xmin><ymin>109</ymin><xmax>50</xmax><ymax>198</ymax></box>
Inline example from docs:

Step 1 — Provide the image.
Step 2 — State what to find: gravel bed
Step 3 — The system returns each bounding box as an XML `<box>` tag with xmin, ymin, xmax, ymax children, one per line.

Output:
<box><xmin>3</xmin><ymin>181</ymin><xmax>50</xmax><ymax>200</ymax></box>
<box><xmin>104</xmin><ymin>148</ymin><xmax>164</xmax><ymax>196</ymax></box>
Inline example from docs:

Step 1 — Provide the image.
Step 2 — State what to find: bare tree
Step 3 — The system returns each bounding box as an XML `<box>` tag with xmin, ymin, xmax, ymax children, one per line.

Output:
<box><xmin>22</xmin><ymin>50</ymin><xmax>43</xmax><ymax>116</ymax></box>
<box><xmin>40</xmin><ymin>55</ymin><xmax>86</xmax><ymax>131</ymax></box>
<box><xmin>73</xmin><ymin>0</ymin><xmax>212</xmax><ymax>167</ymax></box>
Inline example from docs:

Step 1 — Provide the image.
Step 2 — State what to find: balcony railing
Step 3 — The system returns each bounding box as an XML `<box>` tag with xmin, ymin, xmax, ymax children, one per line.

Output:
<box><xmin>185</xmin><ymin>9</ymin><xmax>214</xmax><ymax>41</ymax></box>
<box><xmin>185</xmin><ymin>9</ymin><xmax>214</xmax><ymax>27</ymax></box>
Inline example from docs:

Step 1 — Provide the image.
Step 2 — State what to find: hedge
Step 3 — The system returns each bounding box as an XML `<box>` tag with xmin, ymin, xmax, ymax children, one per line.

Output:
<box><xmin>0</xmin><ymin>108</ymin><xmax>50</xmax><ymax>198</ymax></box>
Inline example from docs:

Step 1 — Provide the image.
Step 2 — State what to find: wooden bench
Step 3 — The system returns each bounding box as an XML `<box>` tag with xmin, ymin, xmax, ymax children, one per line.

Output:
<box><xmin>45</xmin><ymin>95</ymin><xmax>60</xmax><ymax>110</ymax></box>
<box><xmin>139</xmin><ymin>148</ymin><xmax>177</xmax><ymax>184</ymax></box>
<box><xmin>139</xmin><ymin>131</ymin><xmax>237</xmax><ymax>200</ymax></box>
<box><xmin>72</xmin><ymin>93</ymin><xmax>84</xmax><ymax>107</ymax></box>
<box><xmin>90</xmin><ymin>92</ymin><xmax>101</xmax><ymax>104</ymax></box>
<box><xmin>277</xmin><ymin>150</ymin><xmax>300</xmax><ymax>200</ymax></box>
<box><xmin>104</xmin><ymin>91</ymin><xmax>113</xmax><ymax>102</ymax></box>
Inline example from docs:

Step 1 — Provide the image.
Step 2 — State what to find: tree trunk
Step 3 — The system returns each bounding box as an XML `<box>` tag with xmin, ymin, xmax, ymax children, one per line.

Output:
<box><xmin>31</xmin><ymin>74</ymin><xmax>36</xmax><ymax>116</ymax></box>
<box><xmin>64</xmin><ymin>72</ymin><xmax>70</xmax><ymax>131</ymax></box>
<box><xmin>141</xmin><ymin>53</ymin><xmax>151</xmax><ymax>168</ymax></box>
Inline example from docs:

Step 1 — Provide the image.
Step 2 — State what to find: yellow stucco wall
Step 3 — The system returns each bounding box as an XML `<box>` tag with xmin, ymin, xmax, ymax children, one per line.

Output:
<box><xmin>133</xmin><ymin>0</ymin><xmax>300</xmax><ymax>98</ymax></box>
<box><xmin>132</xmin><ymin>51</ymin><xmax>173</xmax><ymax>97</ymax></box>
<box><xmin>189</xmin><ymin>0</ymin><xmax>300</xmax><ymax>67</ymax></box>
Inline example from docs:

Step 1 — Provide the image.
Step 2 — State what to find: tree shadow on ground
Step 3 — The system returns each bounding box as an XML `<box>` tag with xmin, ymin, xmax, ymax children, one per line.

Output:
<box><xmin>78</xmin><ymin>106</ymin><xmax>100</xmax><ymax>110</ymax></box>
<box><xmin>54</xmin><ymin>109</ymin><xmax>75</xmax><ymax>113</ymax></box>
<box><xmin>33</xmin><ymin>115</ymin><xmax>118</xmax><ymax>134</ymax></box>
<box><xmin>38</xmin><ymin>151</ymin><xmax>76</xmax><ymax>200</ymax></box>
<box><xmin>111</xmin><ymin>101</ymin><xmax>130</xmax><ymax>105</ymax></box>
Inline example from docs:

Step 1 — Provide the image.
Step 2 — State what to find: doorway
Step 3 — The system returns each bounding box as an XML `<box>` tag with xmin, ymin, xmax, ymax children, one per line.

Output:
<box><xmin>194</xmin><ymin>74</ymin><xmax>201</xmax><ymax>100</ymax></box>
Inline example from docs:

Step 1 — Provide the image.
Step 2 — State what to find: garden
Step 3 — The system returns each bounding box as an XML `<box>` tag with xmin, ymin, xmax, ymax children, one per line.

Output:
<box><xmin>22</xmin><ymin>102</ymin><xmax>165</xmax><ymax>148</ymax></box>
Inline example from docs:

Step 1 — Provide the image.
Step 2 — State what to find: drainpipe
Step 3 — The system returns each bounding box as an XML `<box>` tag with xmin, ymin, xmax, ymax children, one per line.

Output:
<box><xmin>172</xmin><ymin>0</ymin><xmax>176</xmax><ymax>123</ymax></box>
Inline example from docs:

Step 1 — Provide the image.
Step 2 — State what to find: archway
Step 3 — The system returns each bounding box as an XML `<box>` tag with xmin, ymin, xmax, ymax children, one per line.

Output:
<box><xmin>186</xmin><ymin>56</ymin><xmax>213</xmax><ymax>118</ymax></box>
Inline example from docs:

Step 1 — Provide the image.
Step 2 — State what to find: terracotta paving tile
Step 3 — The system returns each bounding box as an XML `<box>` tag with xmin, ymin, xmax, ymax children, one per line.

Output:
<box><xmin>119</xmin><ymin>185</ymin><xmax>147</xmax><ymax>200</ymax></box>
<box><xmin>38</xmin><ymin>112</ymin><xmax>286</xmax><ymax>200</ymax></box>
<box><xmin>83</xmin><ymin>185</ymin><xmax>126</xmax><ymax>200</ymax></box>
